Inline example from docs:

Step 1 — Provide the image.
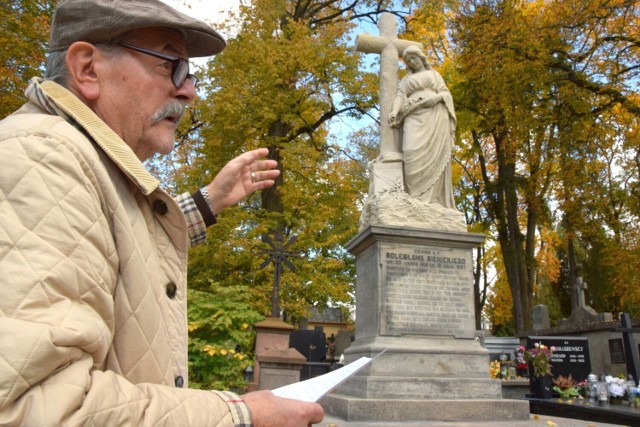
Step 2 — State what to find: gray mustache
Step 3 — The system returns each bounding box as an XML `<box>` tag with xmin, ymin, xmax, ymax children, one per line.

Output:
<box><xmin>152</xmin><ymin>102</ymin><xmax>187</xmax><ymax>123</ymax></box>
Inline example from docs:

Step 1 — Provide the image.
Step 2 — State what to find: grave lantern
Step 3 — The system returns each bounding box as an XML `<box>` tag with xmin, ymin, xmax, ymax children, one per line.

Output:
<box><xmin>587</xmin><ymin>373</ymin><xmax>598</xmax><ymax>403</ymax></box>
<box><xmin>244</xmin><ymin>365</ymin><xmax>254</xmax><ymax>383</ymax></box>
<box><xmin>598</xmin><ymin>374</ymin><xmax>609</xmax><ymax>406</ymax></box>
<box><xmin>499</xmin><ymin>352</ymin><xmax>509</xmax><ymax>379</ymax></box>
<box><xmin>627</xmin><ymin>374</ymin><xmax>636</xmax><ymax>400</ymax></box>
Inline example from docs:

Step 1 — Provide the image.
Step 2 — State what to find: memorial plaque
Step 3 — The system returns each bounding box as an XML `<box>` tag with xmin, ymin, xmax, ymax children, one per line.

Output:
<box><xmin>527</xmin><ymin>336</ymin><xmax>591</xmax><ymax>383</ymax></box>
<box><xmin>380</xmin><ymin>243</ymin><xmax>475</xmax><ymax>338</ymax></box>
<box><xmin>609</xmin><ymin>338</ymin><xmax>626</xmax><ymax>364</ymax></box>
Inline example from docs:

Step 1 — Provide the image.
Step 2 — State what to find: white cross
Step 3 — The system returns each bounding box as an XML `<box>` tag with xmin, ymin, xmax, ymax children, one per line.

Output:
<box><xmin>355</xmin><ymin>13</ymin><xmax>422</xmax><ymax>157</ymax></box>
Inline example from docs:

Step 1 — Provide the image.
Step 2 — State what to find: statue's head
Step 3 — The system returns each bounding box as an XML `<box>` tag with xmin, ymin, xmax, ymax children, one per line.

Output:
<box><xmin>402</xmin><ymin>45</ymin><xmax>431</xmax><ymax>72</ymax></box>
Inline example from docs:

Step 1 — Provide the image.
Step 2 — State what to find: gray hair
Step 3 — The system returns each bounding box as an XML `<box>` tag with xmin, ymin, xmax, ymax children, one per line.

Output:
<box><xmin>44</xmin><ymin>32</ymin><xmax>133</xmax><ymax>87</ymax></box>
<box><xmin>44</xmin><ymin>50</ymin><xmax>70</xmax><ymax>86</ymax></box>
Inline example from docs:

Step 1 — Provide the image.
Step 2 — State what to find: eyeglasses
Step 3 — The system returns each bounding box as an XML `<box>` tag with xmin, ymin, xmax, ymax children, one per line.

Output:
<box><xmin>117</xmin><ymin>43</ymin><xmax>197</xmax><ymax>88</ymax></box>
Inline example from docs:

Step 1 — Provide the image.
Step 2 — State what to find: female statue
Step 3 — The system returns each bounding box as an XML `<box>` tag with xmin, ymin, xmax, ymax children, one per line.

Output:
<box><xmin>388</xmin><ymin>45</ymin><xmax>457</xmax><ymax>209</ymax></box>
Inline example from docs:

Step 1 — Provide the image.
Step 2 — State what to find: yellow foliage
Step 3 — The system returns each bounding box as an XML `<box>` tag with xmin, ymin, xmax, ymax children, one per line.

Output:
<box><xmin>535</xmin><ymin>227</ymin><xmax>561</xmax><ymax>285</ymax></box>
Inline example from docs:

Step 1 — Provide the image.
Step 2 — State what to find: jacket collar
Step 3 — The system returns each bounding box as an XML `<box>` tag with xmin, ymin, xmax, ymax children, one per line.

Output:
<box><xmin>25</xmin><ymin>78</ymin><xmax>160</xmax><ymax>195</ymax></box>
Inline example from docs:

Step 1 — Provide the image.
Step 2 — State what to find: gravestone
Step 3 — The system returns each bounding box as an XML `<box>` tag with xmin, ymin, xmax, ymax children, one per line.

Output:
<box><xmin>321</xmin><ymin>11</ymin><xmax>528</xmax><ymax>423</ymax></box>
<box><xmin>252</xmin><ymin>318</ymin><xmax>306</xmax><ymax>392</ymax></box>
<box><xmin>482</xmin><ymin>336</ymin><xmax>520</xmax><ymax>362</ymax></box>
<box><xmin>321</xmin><ymin>227</ymin><xmax>529</xmax><ymax>422</ymax></box>
<box><xmin>289</xmin><ymin>327</ymin><xmax>329</xmax><ymax>380</ymax></box>
<box><xmin>558</xmin><ymin>276</ymin><xmax>612</xmax><ymax>327</ymax></box>
<box><xmin>526</xmin><ymin>336</ymin><xmax>592</xmax><ymax>384</ymax></box>
<box><xmin>532</xmin><ymin>304</ymin><xmax>551</xmax><ymax>331</ymax></box>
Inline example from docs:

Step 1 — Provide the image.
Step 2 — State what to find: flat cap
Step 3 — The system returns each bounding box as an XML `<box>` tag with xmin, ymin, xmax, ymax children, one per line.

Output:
<box><xmin>49</xmin><ymin>0</ymin><xmax>226</xmax><ymax>58</ymax></box>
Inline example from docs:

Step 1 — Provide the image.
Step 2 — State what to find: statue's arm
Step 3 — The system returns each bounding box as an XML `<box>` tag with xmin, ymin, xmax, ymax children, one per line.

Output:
<box><xmin>432</xmin><ymin>71</ymin><xmax>457</xmax><ymax>126</ymax></box>
<box><xmin>388</xmin><ymin>87</ymin><xmax>405</xmax><ymax>128</ymax></box>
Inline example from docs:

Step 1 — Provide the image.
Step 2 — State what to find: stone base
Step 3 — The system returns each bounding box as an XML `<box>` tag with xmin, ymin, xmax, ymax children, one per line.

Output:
<box><xmin>338</xmin><ymin>376</ymin><xmax>502</xmax><ymax>400</ymax></box>
<box><xmin>359</xmin><ymin>184</ymin><xmax>467</xmax><ymax>233</ymax></box>
<box><xmin>321</xmin><ymin>394</ymin><xmax>530</xmax><ymax>422</ymax></box>
<box><xmin>332</xmin><ymin>226</ymin><xmax>528</xmax><ymax>422</ymax></box>
<box><xmin>322</xmin><ymin>336</ymin><xmax>529</xmax><ymax>422</ymax></box>
<box><xmin>501</xmin><ymin>379</ymin><xmax>530</xmax><ymax>399</ymax></box>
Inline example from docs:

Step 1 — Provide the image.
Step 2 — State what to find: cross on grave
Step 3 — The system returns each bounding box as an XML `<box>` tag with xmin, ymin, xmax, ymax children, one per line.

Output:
<box><xmin>611</xmin><ymin>312</ymin><xmax>640</xmax><ymax>382</ymax></box>
<box><xmin>576</xmin><ymin>276</ymin><xmax>588</xmax><ymax>308</ymax></box>
<box><xmin>354</xmin><ymin>13</ymin><xmax>422</xmax><ymax>157</ymax></box>
<box><xmin>257</xmin><ymin>232</ymin><xmax>301</xmax><ymax>317</ymax></box>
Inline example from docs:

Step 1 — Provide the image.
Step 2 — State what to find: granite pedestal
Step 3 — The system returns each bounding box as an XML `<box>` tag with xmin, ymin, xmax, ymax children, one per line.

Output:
<box><xmin>322</xmin><ymin>226</ymin><xmax>529</xmax><ymax>422</ymax></box>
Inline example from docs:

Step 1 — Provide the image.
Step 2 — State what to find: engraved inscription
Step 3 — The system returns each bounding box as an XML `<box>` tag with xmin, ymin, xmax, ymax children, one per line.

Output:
<box><xmin>381</xmin><ymin>244</ymin><xmax>474</xmax><ymax>336</ymax></box>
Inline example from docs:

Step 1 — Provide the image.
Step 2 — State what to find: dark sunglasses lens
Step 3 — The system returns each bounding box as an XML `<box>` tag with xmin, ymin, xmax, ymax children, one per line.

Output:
<box><xmin>173</xmin><ymin>60</ymin><xmax>190</xmax><ymax>87</ymax></box>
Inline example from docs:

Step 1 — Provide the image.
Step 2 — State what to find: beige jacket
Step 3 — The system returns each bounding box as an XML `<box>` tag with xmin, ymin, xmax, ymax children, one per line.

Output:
<box><xmin>0</xmin><ymin>80</ymin><xmax>249</xmax><ymax>426</ymax></box>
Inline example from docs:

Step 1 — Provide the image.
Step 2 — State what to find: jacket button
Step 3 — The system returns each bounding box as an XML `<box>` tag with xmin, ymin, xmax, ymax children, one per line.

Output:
<box><xmin>153</xmin><ymin>200</ymin><xmax>168</xmax><ymax>215</ymax></box>
<box><xmin>175</xmin><ymin>376</ymin><xmax>184</xmax><ymax>388</ymax></box>
<box><xmin>166</xmin><ymin>282</ymin><xmax>177</xmax><ymax>299</ymax></box>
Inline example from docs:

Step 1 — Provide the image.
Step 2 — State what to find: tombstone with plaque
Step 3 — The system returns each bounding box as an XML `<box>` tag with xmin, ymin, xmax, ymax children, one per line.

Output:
<box><xmin>526</xmin><ymin>336</ymin><xmax>592</xmax><ymax>384</ymax></box>
<box><xmin>320</xmin><ymin>12</ymin><xmax>529</xmax><ymax>423</ymax></box>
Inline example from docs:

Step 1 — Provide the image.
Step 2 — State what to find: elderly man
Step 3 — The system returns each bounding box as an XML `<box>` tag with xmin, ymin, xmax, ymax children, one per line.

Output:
<box><xmin>0</xmin><ymin>0</ymin><xmax>323</xmax><ymax>426</ymax></box>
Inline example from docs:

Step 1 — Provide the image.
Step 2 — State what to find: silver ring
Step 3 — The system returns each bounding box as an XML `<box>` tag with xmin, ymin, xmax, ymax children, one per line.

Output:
<box><xmin>251</xmin><ymin>172</ymin><xmax>257</xmax><ymax>183</ymax></box>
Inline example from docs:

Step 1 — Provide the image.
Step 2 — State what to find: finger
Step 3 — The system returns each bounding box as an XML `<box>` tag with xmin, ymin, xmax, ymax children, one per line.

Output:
<box><xmin>252</xmin><ymin>159</ymin><xmax>278</xmax><ymax>171</ymax></box>
<box><xmin>255</xmin><ymin>169</ymin><xmax>280</xmax><ymax>179</ymax></box>
<box><xmin>245</xmin><ymin>147</ymin><xmax>270</xmax><ymax>163</ymax></box>
<box><xmin>252</xmin><ymin>178</ymin><xmax>276</xmax><ymax>190</ymax></box>
<box><xmin>251</xmin><ymin>147</ymin><xmax>270</xmax><ymax>158</ymax></box>
<box><xmin>233</xmin><ymin>148</ymin><xmax>271</xmax><ymax>170</ymax></box>
<box><xmin>250</xmin><ymin>169</ymin><xmax>280</xmax><ymax>183</ymax></box>
<box><xmin>308</xmin><ymin>402</ymin><xmax>325</xmax><ymax>424</ymax></box>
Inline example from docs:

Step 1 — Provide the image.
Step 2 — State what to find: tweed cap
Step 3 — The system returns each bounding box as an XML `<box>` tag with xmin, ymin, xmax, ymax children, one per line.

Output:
<box><xmin>49</xmin><ymin>0</ymin><xmax>226</xmax><ymax>58</ymax></box>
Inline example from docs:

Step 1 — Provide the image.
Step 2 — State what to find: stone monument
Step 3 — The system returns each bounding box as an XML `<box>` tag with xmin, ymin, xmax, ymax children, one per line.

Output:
<box><xmin>357</xmin><ymin>15</ymin><xmax>466</xmax><ymax>233</ymax></box>
<box><xmin>320</xmin><ymin>13</ymin><xmax>529</xmax><ymax>422</ymax></box>
<box><xmin>559</xmin><ymin>276</ymin><xmax>612</xmax><ymax>326</ymax></box>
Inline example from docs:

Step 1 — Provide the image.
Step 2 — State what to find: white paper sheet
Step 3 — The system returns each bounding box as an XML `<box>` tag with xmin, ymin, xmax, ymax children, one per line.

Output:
<box><xmin>272</xmin><ymin>350</ymin><xmax>387</xmax><ymax>402</ymax></box>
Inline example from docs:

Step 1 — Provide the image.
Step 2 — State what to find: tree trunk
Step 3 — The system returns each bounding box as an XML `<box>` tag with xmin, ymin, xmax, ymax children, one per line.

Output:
<box><xmin>262</xmin><ymin>121</ymin><xmax>289</xmax><ymax>317</ymax></box>
<box><xmin>481</xmin><ymin>130</ymin><xmax>530</xmax><ymax>334</ymax></box>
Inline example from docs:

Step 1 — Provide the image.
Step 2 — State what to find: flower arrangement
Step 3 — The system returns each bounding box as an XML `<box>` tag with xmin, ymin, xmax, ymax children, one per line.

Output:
<box><xmin>515</xmin><ymin>346</ymin><xmax>528</xmax><ymax>377</ymax></box>
<box><xmin>552</xmin><ymin>374</ymin><xmax>580</xmax><ymax>398</ymax></box>
<box><xmin>489</xmin><ymin>360</ymin><xmax>501</xmax><ymax>379</ymax></box>
<box><xmin>606</xmin><ymin>375</ymin><xmax>627</xmax><ymax>398</ymax></box>
<box><xmin>524</xmin><ymin>342</ymin><xmax>554</xmax><ymax>378</ymax></box>
<box><xmin>576</xmin><ymin>379</ymin><xmax>589</xmax><ymax>398</ymax></box>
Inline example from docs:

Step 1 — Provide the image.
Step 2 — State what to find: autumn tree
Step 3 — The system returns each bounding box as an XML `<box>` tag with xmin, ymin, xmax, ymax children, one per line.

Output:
<box><xmin>435</xmin><ymin>0</ymin><xmax>640</xmax><ymax>334</ymax></box>
<box><xmin>0</xmin><ymin>0</ymin><xmax>54</xmax><ymax>118</ymax></box>
<box><xmin>164</xmin><ymin>0</ymin><xmax>415</xmax><ymax>324</ymax></box>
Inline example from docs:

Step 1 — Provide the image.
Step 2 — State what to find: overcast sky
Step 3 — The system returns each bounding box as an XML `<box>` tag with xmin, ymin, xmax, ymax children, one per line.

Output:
<box><xmin>161</xmin><ymin>0</ymin><xmax>242</xmax><ymax>26</ymax></box>
<box><xmin>161</xmin><ymin>0</ymin><xmax>244</xmax><ymax>65</ymax></box>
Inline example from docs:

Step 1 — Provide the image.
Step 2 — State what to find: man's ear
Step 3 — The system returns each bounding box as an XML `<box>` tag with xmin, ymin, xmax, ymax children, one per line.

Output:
<box><xmin>65</xmin><ymin>42</ymin><xmax>102</xmax><ymax>101</ymax></box>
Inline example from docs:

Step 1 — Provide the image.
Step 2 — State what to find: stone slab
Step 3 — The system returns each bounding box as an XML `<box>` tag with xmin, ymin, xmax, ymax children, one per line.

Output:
<box><xmin>321</xmin><ymin>395</ymin><xmax>530</xmax><ymax>422</ymax></box>
<box><xmin>501</xmin><ymin>379</ymin><xmax>530</xmax><ymax>399</ymax></box>
<box><xmin>337</xmin><ymin>376</ymin><xmax>501</xmax><ymax>400</ymax></box>
<box><xmin>529</xmin><ymin>398</ymin><xmax>640</xmax><ymax>426</ymax></box>
<box><xmin>367</xmin><ymin>158</ymin><xmax>404</xmax><ymax>195</ymax></box>
<box><xmin>343</xmin><ymin>336</ymin><xmax>493</xmax><ymax>379</ymax></box>
<box><xmin>347</xmin><ymin>227</ymin><xmax>484</xmax><ymax>342</ymax></box>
